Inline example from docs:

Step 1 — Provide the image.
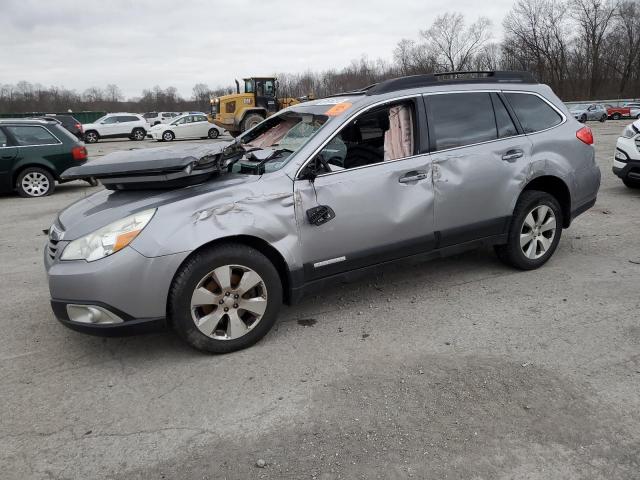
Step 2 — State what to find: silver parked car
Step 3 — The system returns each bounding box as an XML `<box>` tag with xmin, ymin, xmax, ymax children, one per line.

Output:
<box><xmin>45</xmin><ymin>71</ymin><xmax>601</xmax><ymax>353</ymax></box>
<box><xmin>568</xmin><ymin>103</ymin><xmax>608</xmax><ymax>123</ymax></box>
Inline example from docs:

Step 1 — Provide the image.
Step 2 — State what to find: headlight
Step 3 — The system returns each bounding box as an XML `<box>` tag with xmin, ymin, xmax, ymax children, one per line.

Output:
<box><xmin>622</xmin><ymin>124</ymin><xmax>639</xmax><ymax>138</ymax></box>
<box><xmin>61</xmin><ymin>209</ymin><xmax>156</xmax><ymax>262</ymax></box>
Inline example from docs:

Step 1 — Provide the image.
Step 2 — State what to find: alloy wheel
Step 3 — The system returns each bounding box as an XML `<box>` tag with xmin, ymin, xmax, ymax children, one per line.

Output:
<box><xmin>520</xmin><ymin>205</ymin><xmax>557</xmax><ymax>260</ymax></box>
<box><xmin>190</xmin><ymin>264</ymin><xmax>268</xmax><ymax>340</ymax></box>
<box><xmin>21</xmin><ymin>172</ymin><xmax>50</xmax><ymax>197</ymax></box>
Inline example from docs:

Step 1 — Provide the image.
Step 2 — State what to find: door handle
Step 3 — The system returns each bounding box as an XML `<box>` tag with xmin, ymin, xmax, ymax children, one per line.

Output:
<box><xmin>399</xmin><ymin>170</ymin><xmax>428</xmax><ymax>183</ymax></box>
<box><xmin>502</xmin><ymin>149</ymin><xmax>524</xmax><ymax>162</ymax></box>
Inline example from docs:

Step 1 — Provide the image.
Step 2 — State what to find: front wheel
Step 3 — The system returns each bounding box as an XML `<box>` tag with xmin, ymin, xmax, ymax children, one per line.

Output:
<box><xmin>162</xmin><ymin>130</ymin><xmax>175</xmax><ymax>142</ymax></box>
<box><xmin>579</xmin><ymin>114</ymin><xmax>587</xmax><ymax>123</ymax></box>
<box><xmin>169</xmin><ymin>244</ymin><xmax>282</xmax><ymax>353</ymax></box>
<box><xmin>16</xmin><ymin>167</ymin><xmax>55</xmax><ymax>198</ymax></box>
<box><xmin>84</xmin><ymin>131</ymin><xmax>99</xmax><ymax>143</ymax></box>
<box><xmin>241</xmin><ymin>113</ymin><xmax>264</xmax><ymax>132</ymax></box>
<box><xmin>208</xmin><ymin>128</ymin><xmax>220</xmax><ymax>139</ymax></box>
<box><xmin>623</xmin><ymin>178</ymin><xmax>640</xmax><ymax>189</ymax></box>
<box><xmin>495</xmin><ymin>191</ymin><xmax>562</xmax><ymax>270</ymax></box>
<box><xmin>599</xmin><ymin>114</ymin><xmax>607</xmax><ymax>122</ymax></box>
<box><xmin>612</xmin><ymin>113</ymin><xmax>621</xmax><ymax>120</ymax></box>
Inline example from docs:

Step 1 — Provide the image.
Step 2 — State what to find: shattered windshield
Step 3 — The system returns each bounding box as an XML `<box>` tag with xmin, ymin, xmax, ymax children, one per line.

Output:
<box><xmin>233</xmin><ymin>110</ymin><xmax>331</xmax><ymax>173</ymax></box>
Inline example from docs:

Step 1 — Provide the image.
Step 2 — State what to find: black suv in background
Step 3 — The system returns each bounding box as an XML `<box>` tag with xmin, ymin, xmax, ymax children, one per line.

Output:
<box><xmin>31</xmin><ymin>115</ymin><xmax>84</xmax><ymax>140</ymax></box>
<box><xmin>0</xmin><ymin>119</ymin><xmax>93</xmax><ymax>197</ymax></box>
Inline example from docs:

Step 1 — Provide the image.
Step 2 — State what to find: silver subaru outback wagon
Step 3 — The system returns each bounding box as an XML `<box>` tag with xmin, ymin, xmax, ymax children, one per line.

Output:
<box><xmin>45</xmin><ymin>71</ymin><xmax>600</xmax><ymax>353</ymax></box>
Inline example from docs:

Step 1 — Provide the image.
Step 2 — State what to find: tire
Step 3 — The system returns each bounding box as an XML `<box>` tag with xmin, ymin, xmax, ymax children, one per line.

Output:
<box><xmin>637</xmin><ymin>114</ymin><xmax>640</xmax><ymax>119</ymax></box>
<box><xmin>162</xmin><ymin>130</ymin><xmax>174</xmax><ymax>142</ymax></box>
<box><xmin>494</xmin><ymin>190</ymin><xmax>563</xmax><ymax>270</ymax></box>
<box><xmin>599</xmin><ymin>114</ymin><xmax>607</xmax><ymax>123</ymax></box>
<box><xmin>579</xmin><ymin>114</ymin><xmax>587</xmax><ymax>123</ymax></box>
<box><xmin>241</xmin><ymin>113</ymin><xmax>264</xmax><ymax>132</ymax></box>
<box><xmin>16</xmin><ymin>167</ymin><xmax>55</xmax><ymax>198</ymax></box>
<box><xmin>208</xmin><ymin>128</ymin><xmax>220</xmax><ymax>139</ymax></box>
<box><xmin>84</xmin><ymin>130</ymin><xmax>99</xmax><ymax>143</ymax></box>
<box><xmin>131</xmin><ymin>128</ymin><xmax>146</xmax><ymax>141</ymax></box>
<box><xmin>85</xmin><ymin>177</ymin><xmax>99</xmax><ymax>187</ymax></box>
<box><xmin>612</xmin><ymin>113</ymin><xmax>621</xmax><ymax>120</ymax></box>
<box><xmin>169</xmin><ymin>244</ymin><xmax>283</xmax><ymax>353</ymax></box>
<box><xmin>623</xmin><ymin>178</ymin><xmax>640</xmax><ymax>189</ymax></box>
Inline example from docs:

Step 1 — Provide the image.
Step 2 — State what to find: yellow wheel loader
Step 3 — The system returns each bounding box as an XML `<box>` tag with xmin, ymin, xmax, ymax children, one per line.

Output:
<box><xmin>209</xmin><ymin>77</ymin><xmax>304</xmax><ymax>136</ymax></box>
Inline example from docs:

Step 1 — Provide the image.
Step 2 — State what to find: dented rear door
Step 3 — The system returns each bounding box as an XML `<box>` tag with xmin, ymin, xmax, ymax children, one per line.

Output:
<box><xmin>425</xmin><ymin>91</ymin><xmax>533</xmax><ymax>247</ymax></box>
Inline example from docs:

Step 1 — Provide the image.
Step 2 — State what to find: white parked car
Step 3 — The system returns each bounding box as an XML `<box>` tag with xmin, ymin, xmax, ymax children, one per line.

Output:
<box><xmin>631</xmin><ymin>108</ymin><xmax>640</xmax><ymax>119</ymax></box>
<box><xmin>147</xmin><ymin>113</ymin><xmax>224</xmax><ymax>142</ymax></box>
<box><xmin>83</xmin><ymin>113</ymin><xmax>147</xmax><ymax>143</ymax></box>
<box><xmin>613</xmin><ymin>119</ymin><xmax>640</xmax><ymax>188</ymax></box>
<box><xmin>142</xmin><ymin>112</ymin><xmax>181</xmax><ymax>126</ymax></box>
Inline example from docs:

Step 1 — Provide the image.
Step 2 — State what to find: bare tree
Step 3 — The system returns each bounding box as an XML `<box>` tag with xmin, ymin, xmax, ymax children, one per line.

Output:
<box><xmin>192</xmin><ymin>83</ymin><xmax>212</xmax><ymax>109</ymax></box>
<box><xmin>421</xmin><ymin>13</ymin><xmax>493</xmax><ymax>71</ymax></box>
<box><xmin>571</xmin><ymin>0</ymin><xmax>618</xmax><ymax>97</ymax></box>
<box><xmin>104</xmin><ymin>84</ymin><xmax>124</xmax><ymax>103</ymax></box>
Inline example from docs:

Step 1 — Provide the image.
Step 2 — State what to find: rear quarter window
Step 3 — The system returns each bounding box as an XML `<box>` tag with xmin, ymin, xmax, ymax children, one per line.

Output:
<box><xmin>6</xmin><ymin>126</ymin><xmax>60</xmax><ymax>146</ymax></box>
<box><xmin>504</xmin><ymin>93</ymin><xmax>562</xmax><ymax>133</ymax></box>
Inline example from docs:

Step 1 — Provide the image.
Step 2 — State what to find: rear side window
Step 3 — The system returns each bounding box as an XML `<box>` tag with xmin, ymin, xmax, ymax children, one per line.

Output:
<box><xmin>117</xmin><ymin>116</ymin><xmax>140</xmax><ymax>123</ymax></box>
<box><xmin>504</xmin><ymin>93</ymin><xmax>562</xmax><ymax>133</ymax></box>
<box><xmin>428</xmin><ymin>92</ymin><xmax>496</xmax><ymax>150</ymax></box>
<box><xmin>102</xmin><ymin>117</ymin><xmax>119</xmax><ymax>124</ymax></box>
<box><xmin>6</xmin><ymin>126</ymin><xmax>59</xmax><ymax>146</ymax></box>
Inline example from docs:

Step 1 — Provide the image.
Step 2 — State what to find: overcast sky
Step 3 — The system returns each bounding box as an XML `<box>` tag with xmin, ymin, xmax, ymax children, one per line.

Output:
<box><xmin>1</xmin><ymin>0</ymin><xmax>516</xmax><ymax>99</ymax></box>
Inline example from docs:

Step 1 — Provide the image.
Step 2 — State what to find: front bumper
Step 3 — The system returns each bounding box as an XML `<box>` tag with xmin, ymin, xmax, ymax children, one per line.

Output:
<box><xmin>613</xmin><ymin>136</ymin><xmax>640</xmax><ymax>180</ymax></box>
<box><xmin>46</xmin><ymin>245</ymin><xmax>190</xmax><ymax>336</ymax></box>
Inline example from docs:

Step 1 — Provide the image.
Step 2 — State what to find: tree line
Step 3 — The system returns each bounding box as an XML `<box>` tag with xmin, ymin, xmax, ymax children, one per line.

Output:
<box><xmin>1</xmin><ymin>0</ymin><xmax>638</xmax><ymax>114</ymax></box>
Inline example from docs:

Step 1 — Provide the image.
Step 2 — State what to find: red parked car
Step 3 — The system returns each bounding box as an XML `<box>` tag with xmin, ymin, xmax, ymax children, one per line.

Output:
<box><xmin>605</xmin><ymin>104</ymin><xmax>631</xmax><ymax>120</ymax></box>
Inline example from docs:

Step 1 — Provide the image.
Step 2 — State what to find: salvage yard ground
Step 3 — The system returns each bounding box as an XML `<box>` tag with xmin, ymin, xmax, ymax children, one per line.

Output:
<box><xmin>1</xmin><ymin>122</ymin><xmax>639</xmax><ymax>479</ymax></box>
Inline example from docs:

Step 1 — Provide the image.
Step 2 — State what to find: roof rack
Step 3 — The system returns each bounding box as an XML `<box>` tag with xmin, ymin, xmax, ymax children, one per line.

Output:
<box><xmin>365</xmin><ymin>71</ymin><xmax>537</xmax><ymax>96</ymax></box>
<box><xmin>330</xmin><ymin>83</ymin><xmax>378</xmax><ymax>97</ymax></box>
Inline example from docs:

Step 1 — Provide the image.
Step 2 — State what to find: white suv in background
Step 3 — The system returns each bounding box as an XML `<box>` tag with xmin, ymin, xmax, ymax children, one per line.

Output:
<box><xmin>613</xmin><ymin>119</ymin><xmax>640</xmax><ymax>188</ymax></box>
<box><xmin>83</xmin><ymin>114</ymin><xmax>148</xmax><ymax>143</ymax></box>
<box><xmin>142</xmin><ymin>112</ymin><xmax>180</xmax><ymax>126</ymax></box>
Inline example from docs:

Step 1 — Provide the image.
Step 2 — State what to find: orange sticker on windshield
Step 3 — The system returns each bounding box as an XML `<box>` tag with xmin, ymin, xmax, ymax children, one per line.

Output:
<box><xmin>325</xmin><ymin>102</ymin><xmax>352</xmax><ymax>116</ymax></box>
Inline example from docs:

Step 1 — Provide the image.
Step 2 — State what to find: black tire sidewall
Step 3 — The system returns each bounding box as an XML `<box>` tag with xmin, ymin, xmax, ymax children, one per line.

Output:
<box><xmin>241</xmin><ymin>113</ymin><xmax>263</xmax><ymax>132</ymax></box>
<box><xmin>162</xmin><ymin>131</ymin><xmax>174</xmax><ymax>141</ymax></box>
<box><xmin>84</xmin><ymin>131</ymin><xmax>98</xmax><ymax>143</ymax></box>
<box><xmin>169</xmin><ymin>245</ymin><xmax>282</xmax><ymax>353</ymax></box>
<box><xmin>505</xmin><ymin>191</ymin><xmax>563</xmax><ymax>269</ymax></box>
<box><xmin>208</xmin><ymin>128</ymin><xmax>219</xmax><ymax>139</ymax></box>
<box><xmin>16</xmin><ymin>167</ymin><xmax>55</xmax><ymax>197</ymax></box>
<box><xmin>132</xmin><ymin>128</ymin><xmax>146</xmax><ymax>140</ymax></box>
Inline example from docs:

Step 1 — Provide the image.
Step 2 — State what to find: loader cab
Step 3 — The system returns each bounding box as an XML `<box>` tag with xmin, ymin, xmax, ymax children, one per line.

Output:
<box><xmin>244</xmin><ymin>77</ymin><xmax>278</xmax><ymax>113</ymax></box>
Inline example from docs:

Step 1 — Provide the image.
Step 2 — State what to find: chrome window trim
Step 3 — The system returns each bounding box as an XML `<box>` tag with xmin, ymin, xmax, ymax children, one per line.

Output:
<box><xmin>3</xmin><ymin>125</ymin><xmax>63</xmax><ymax>147</ymax></box>
<box><xmin>294</xmin><ymin>93</ymin><xmax>423</xmax><ymax>180</ymax></box>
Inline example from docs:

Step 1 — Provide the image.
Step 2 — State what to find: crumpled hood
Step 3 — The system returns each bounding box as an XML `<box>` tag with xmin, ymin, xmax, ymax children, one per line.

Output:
<box><xmin>62</xmin><ymin>142</ymin><xmax>233</xmax><ymax>179</ymax></box>
<box><xmin>56</xmin><ymin>173</ymin><xmax>261</xmax><ymax>239</ymax></box>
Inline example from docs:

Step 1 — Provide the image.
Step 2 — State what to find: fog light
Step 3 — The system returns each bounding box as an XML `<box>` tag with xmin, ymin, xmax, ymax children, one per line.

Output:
<box><xmin>614</xmin><ymin>149</ymin><xmax>629</xmax><ymax>162</ymax></box>
<box><xmin>66</xmin><ymin>305</ymin><xmax>124</xmax><ymax>324</ymax></box>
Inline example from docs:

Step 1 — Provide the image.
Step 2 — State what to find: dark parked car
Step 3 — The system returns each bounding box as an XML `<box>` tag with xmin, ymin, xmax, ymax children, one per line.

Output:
<box><xmin>30</xmin><ymin>115</ymin><xmax>84</xmax><ymax>140</ymax></box>
<box><xmin>0</xmin><ymin>119</ymin><xmax>91</xmax><ymax>197</ymax></box>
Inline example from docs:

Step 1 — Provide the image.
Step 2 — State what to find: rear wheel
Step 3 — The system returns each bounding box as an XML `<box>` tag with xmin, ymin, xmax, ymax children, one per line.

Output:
<box><xmin>84</xmin><ymin>131</ymin><xmax>99</xmax><ymax>143</ymax></box>
<box><xmin>579</xmin><ymin>114</ymin><xmax>587</xmax><ymax>123</ymax></box>
<box><xmin>599</xmin><ymin>114</ymin><xmax>607</xmax><ymax>122</ymax></box>
<box><xmin>241</xmin><ymin>113</ymin><xmax>264</xmax><ymax>132</ymax></box>
<box><xmin>169</xmin><ymin>244</ymin><xmax>282</xmax><ymax>353</ymax></box>
<box><xmin>16</xmin><ymin>167</ymin><xmax>55</xmax><ymax>198</ymax></box>
<box><xmin>612</xmin><ymin>113</ymin><xmax>622</xmax><ymax>120</ymax></box>
<box><xmin>208</xmin><ymin>128</ymin><xmax>220</xmax><ymax>139</ymax></box>
<box><xmin>131</xmin><ymin>128</ymin><xmax>146</xmax><ymax>141</ymax></box>
<box><xmin>162</xmin><ymin>130</ymin><xmax>175</xmax><ymax>142</ymax></box>
<box><xmin>495</xmin><ymin>191</ymin><xmax>562</xmax><ymax>270</ymax></box>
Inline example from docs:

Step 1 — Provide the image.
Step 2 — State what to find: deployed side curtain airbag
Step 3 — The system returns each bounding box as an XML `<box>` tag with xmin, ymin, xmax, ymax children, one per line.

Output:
<box><xmin>247</xmin><ymin>118</ymin><xmax>298</xmax><ymax>148</ymax></box>
<box><xmin>384</xmin><ymin>105</ymin><xmax>414</xmax><ymax>161</ymax></box>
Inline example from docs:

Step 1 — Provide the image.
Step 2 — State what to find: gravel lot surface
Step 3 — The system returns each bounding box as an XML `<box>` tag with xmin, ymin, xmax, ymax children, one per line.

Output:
<box><xmin>1</xmin><ymin>123</ymin><xmax>639</xmax><ymax>479</ymax></box>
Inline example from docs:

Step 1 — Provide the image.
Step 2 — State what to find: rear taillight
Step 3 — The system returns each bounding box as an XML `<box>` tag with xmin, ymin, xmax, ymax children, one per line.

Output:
<box><xmin>576</xmin><ymin>126</ymin><xmax>594</xmax><ymax>145</ymax></box>
<box><xmin>71</xmin><ymin>146</ymin><xmax>88</xmax><ymax>161</ymax></box>
<box><xmin>75</xmin><ymin>122</ymin><xmax>83</xmax><ymax>132</ymax></box>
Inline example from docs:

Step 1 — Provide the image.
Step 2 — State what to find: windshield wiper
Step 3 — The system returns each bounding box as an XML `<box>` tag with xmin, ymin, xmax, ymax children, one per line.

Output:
<box><xmin>243</xmin><ymin>148</ymin><xmax>294</xmax><ymax>175</ymax></box>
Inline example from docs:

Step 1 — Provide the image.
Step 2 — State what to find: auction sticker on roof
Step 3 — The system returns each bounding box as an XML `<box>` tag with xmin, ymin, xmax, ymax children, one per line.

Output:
<box><xmin>324</xmin><ymin>102</ymin><xmax>352</xmax><ymax>116</ymax></box>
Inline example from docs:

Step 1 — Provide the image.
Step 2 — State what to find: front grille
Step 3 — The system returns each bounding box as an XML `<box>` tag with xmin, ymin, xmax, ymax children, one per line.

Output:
<box><xmin>47</xmin><ymin>238</ymin><xmax>59</xmax><ymax>260</ymax></box>
<box><xmin>47</xmin><ymin>224</ymin><xmax>65</xmax><ymax>260</ymax></box>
